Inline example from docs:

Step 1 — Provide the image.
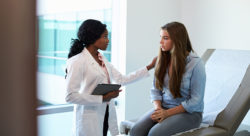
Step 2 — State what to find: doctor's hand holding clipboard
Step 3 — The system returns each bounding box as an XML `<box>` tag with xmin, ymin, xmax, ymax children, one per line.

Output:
<box><xmin>102</xmin><ymin>89</ymin><xmax>122</xmax><ymax>102</ymax></box>
<box><xmin>92</xmin><ymin>84</ymin><xmax>122</xmax><ymax>102</ymax></box>
<box><xmin>65</xmin><ymin>19</ymin><xmax>157</xmax><ymax>136</ymax></box>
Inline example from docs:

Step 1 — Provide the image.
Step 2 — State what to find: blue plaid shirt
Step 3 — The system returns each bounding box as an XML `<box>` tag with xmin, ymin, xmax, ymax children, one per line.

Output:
<box><xmin>151</xmin><ymin>52</ymin><xmax>206</xmax><ymax>113</ymax></box>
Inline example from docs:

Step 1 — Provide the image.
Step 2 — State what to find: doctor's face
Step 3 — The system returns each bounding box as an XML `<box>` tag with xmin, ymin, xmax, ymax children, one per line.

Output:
<box><xmin>160</xmin><ymin>29</ymin><xmax>173</xmax><ymax>52</ymax></box>
<box><xmin>93</xmin><ymin>29</ymin><xmax>109</xmax><ymax>50</ymax></box>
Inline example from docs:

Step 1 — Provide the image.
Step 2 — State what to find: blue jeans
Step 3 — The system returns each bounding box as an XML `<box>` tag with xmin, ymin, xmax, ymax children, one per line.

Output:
<box><xmin>130</xmin><ymin>109</ymin><xmax>202</xmax><ymax>136</ymax></box>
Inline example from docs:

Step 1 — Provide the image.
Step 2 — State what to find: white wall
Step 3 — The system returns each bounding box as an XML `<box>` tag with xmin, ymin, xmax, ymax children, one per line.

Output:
<box><xmin>180</xmin><ymin>0</ymin><xmax>250</xmax><ymax>56</ymax></box>
<box><xmin>125</xmin><ymin>0</ymin><xmax>181</xmax><ymax>120</ymax></box>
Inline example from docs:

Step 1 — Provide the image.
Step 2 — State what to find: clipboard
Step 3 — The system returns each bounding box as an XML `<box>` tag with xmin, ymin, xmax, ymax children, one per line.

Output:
<box><xmin>92</xmin><ymin>84</ymin><xmax>121</xmax><ymax>95</ymax></box>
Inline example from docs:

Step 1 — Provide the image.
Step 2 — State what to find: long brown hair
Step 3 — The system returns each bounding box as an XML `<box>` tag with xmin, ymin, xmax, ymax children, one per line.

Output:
<box><xmin>154</xmin><ymin>22</ymin><xmax>193</xmax><ymax>98</ymax></box>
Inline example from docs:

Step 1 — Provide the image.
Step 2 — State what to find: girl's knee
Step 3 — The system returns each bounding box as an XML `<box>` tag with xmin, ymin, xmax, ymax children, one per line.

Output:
<box><xmin>148</xmin><ymin>126</ymin><xmax>172</xmax><ymax>136</ymax></box>
<box><xmin>130</xmin><ymin>124</ymin><xmax>139</xmax><ymax>136</ymax></box>
<box><xmin>130</xmin><ymin>123</ymin><xmax>146</xmax><ymax>136</ymax></box>
<box><xmin>148</xmin><ymin>128</ymin><xmax>161</xmax><ymax>136</ymax></box>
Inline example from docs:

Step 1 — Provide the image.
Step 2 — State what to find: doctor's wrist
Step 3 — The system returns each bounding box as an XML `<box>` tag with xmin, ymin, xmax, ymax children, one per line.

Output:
<box><xmin>102</xmin><ymin>95</ymin><xmax>109</xmax><ymax>102</ymax></box>
<box><xmin>146</xmin><ymin>64</ymin><xmax>153</xmax><ymax>70</ymax></box>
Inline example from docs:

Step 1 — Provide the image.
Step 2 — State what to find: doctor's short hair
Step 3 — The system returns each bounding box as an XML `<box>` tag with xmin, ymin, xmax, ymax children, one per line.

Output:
<box><xmin>68</xmin><ymin>19</ymin><xmax>107</xmax><ymax>58</ymax></box>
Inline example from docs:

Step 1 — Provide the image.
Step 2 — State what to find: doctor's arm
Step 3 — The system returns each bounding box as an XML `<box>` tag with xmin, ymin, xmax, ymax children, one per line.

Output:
<box><xmin>109</xmin><ymin>57</ymin><xmax>157</xmax><ymax>85</ymax></box>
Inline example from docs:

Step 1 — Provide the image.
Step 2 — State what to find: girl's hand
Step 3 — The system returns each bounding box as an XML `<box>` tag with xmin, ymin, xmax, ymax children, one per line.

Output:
<box><xmin>151</xmin><ymin>106</ymin><xmax>162</xmax><ymax>122</ymax></box>
<box><xmin>151</xmin><ymin>109</ymin><xmax>169</xmax><ymax>123</ymax></box>
<box><xmin>103</xmin><ymin>90</ymin><xmax>122</xmax><ymax>102</ymax></box>
<box><xmin>151</xmin><ymin>100</ymin><xmax>162</xmax><ymax>122</ymax></box>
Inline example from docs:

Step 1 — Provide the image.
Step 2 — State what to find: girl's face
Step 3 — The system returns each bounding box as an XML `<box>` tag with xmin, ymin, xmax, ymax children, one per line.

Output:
<box><xmin>160</xmin><ymin>29</ymin><xmax>173</xmax><ymax>52</ymax></box>
<box><xmin>93</xmin><ymin>29</ymin><xmax>109</xmax><ymax>50</ymax></box>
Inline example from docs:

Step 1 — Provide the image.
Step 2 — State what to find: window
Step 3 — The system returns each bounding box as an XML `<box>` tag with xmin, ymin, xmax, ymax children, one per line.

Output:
<box><xmin>37</xmin><ymin>1</ymin><xmax>113</xmax><ymax>106</ymax></box>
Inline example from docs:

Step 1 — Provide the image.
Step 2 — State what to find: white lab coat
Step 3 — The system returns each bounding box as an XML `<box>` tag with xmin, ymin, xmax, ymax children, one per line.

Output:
<box><xmin>65</xmin><ymin>48</ymin><xmax>149</xmax><ymax>136</ymax></box>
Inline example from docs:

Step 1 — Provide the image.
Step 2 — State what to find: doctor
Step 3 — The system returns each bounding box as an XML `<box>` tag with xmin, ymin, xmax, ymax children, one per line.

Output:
<box><xmin>65</xmin><ymin>19</ymin><xmax>156</xmax><ymax>136</ymax></box>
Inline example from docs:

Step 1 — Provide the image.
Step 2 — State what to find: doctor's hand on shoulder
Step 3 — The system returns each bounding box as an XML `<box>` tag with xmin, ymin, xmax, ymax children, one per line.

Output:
<box><xmin>103</xmin><ymin>90</ymin><xmax>122</xmax><ymax>102</ymax></box>
<box><xmin>146</xmin><ymin>56</ymin><xmax>158</xmax><ymax>70</ymax></box>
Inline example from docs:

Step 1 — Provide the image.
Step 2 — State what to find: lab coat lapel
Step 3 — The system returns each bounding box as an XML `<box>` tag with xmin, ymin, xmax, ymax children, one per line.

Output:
<box><xmin>102</xmin><ymin>58</ymin><xmax>112</xmax><ymax>81</ymax></box>
<box><xmin>83</xmin><ymin>49</ymin><xmax>106</xmax><ymax>78</ymax></box>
